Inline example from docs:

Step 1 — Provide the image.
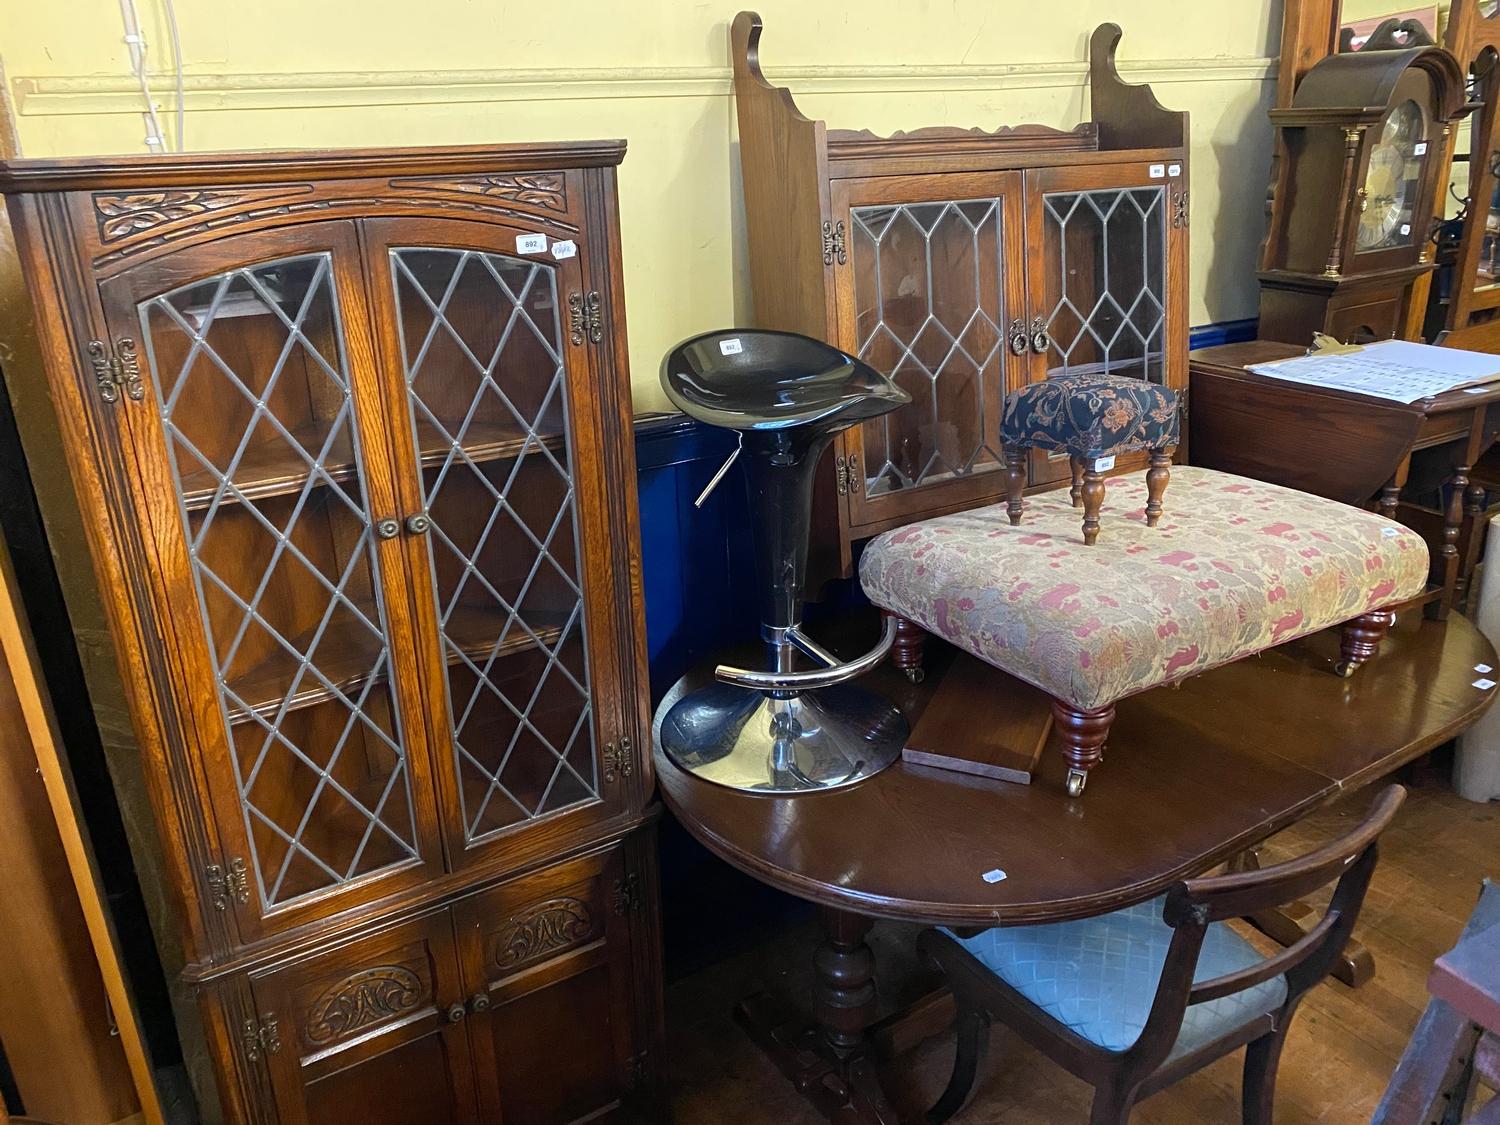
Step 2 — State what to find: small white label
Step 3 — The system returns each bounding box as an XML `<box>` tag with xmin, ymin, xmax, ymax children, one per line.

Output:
<box><xmin>981</xmin><ymin>868</ymin><xmax>1008</xmax><ymax>884</ymax></box>
<box><xmin>1476</xmin><ymin>678</ymin><xmax>1497</xmax><ymax>690</ymax></box>
<box><xmin>1093</xmin><ymin>455</ymin><xmax>1116</xmax><ymax>472</ymax></box>
<box><xmin>1400</xmin><ymin>223</ymin><xmax>1412</xmax><ymax>236</ymax></box>
<box><xmin>1381</xmin><ymin>527</ymin><xmax>1400</xmax><ymax>538</ymax></box>
<box><xmin>719</xmin><ymin>337</ymin><xmax>744</xmax><ymax>356</ymax></box>
<box><xmin>1168</xmin><ymin>163</ymin><xmax>1182</xmax><ymax>177</ymax></box>
<box><xmin>551</xmin><ymin>239</ymin><xmax>577</xmax><ymax>260</ymax></box>
<box><xmin>1149</xmin><ymin>163</ymin><xmax>1166</xmax><ymax>178</ymax></box>
<box><xmin>1477</xmin><ymin>663</ymin><xmax>1493</xmax><ymax>674</ymax></box>
<box><xmin>515</xmin><ymin>233</ymin><xmax>547</xmax><ymax>254</ymax></box>
<box><xmin>1415</xmin><ymin>142</ymin><xmax>1429</xmax><ymax>156</ymax></box>
<box><xmin>1465</xmin><ymin>386</ymin><xmax>1492</xmax><ymax>394</ymax></box>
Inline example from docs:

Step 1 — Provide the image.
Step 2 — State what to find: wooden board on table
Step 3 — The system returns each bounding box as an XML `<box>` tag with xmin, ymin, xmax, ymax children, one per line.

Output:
<box><xmin>901</xmin><ymin>653</ymin><xmax>1052</xmax><ymax>784</ymax></box>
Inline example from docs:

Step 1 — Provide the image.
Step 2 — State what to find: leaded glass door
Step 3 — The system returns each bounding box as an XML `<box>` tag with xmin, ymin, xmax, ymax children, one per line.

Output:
<box><xmin>360</xmin><ymin>218</ymin><xmax>625</xmax><ymax>871</ymax></box>
<box><xmin>1023</xmin><ymin>162</ymin><xmax>1186</xmax><ymax>483</ymax></box>
<box><xmin>100</xmin><ymin>222</ymin><xmax>446</xmax><ymax>941</ymax></box>
<box><xmin>832</xmin><ymin>172</ymin><xmax>1029</xmax><ymax>531</ymax></box>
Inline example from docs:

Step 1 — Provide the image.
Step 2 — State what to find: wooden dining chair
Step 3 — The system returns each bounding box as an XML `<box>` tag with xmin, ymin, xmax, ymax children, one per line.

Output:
<box><xmin>919</xmin><ymin>785</ymin><xmax>1406</xmax><ymax>1124</ymax></box>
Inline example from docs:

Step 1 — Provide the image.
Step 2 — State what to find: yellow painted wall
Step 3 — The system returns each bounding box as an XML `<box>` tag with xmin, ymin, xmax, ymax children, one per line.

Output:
<box><xmin>0</xmin><ymin>0</ymin><xmax>1284</xmax><ymax>411</ymax></box>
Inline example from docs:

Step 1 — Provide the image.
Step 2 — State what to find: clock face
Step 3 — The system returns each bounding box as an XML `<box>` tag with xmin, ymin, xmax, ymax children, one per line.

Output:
<box><xmin>1356</xmin><ymin>99</ymin><xmax>1427</xmax><ymax>252</ymax></box>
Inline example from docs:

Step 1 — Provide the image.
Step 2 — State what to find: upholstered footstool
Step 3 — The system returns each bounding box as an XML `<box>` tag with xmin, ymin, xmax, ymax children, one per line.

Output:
<box><xmin>859</xmin><ymin>466</ymin><xmax>1429</xmax><ymax>796</ymax></box>
<box><xmin>1000</xmin><ymin>372</ymin><xmax>1181</xmax><ymax>545</ymax></box>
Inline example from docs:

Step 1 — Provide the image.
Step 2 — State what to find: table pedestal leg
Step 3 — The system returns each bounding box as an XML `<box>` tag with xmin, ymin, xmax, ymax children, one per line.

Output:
<box><xmin>1229</xmin><ymin>847</ymin><xmax>1374</xmax><ymax>987</ymax></box>
<box><xmin>735</xmin><ymin>907</ymin><xmax>901</xmax><ymax>1125</ymax></box>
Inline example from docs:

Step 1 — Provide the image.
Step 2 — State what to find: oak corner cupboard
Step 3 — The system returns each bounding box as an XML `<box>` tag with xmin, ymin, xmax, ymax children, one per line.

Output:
<box><xmin>0</xmin><ymin>142</ymin><xmax>663</xmax><ymax>1124</ymax></box>
<box><xmin>731</xmin><ymin>12</ymin><xmax>1191</xmax><ymax>582</ymax></box>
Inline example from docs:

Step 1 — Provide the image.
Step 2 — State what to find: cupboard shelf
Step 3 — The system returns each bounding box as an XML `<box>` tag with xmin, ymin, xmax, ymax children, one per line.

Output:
<box><xmin>223</xmin><ymin>602</ymin><xmax>570</xmax><ymax>723</ymax></box>
<box><xmin>180</xmin><ymin>421</ymin><xmax>567</xmax><ymax>512</ymax></box>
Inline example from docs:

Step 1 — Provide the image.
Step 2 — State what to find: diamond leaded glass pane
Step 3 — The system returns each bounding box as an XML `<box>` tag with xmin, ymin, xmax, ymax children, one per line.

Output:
<box><xmin>1040</xmin><ymin>187</ymin><xmax>1167</xmax><ymax>384</ymax></box>
<box><xmin>137</xmin><ymin>253</ymin><xmax>420</xmax><ymax>909</ymax></box>
<box><xmin>390</xmin><ymin>247</ymin><xmax>595</xmax><ymax>843</ymax></box>
<box><xmin>848</xmin><ymin>198</ymin><xmax>1009</xmax><ymax>497</ymax></box>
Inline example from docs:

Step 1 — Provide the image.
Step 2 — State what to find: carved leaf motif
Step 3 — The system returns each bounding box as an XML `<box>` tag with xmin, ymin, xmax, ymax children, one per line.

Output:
<box><xmin>305</xmin><ymin>965</ymin><xmax>424</xmax><ymax>1045</ymax></box>
<box><xmin>388</xmin><ymin>173</ymin><xmax>568</xmax><ymax>213</ymax></box>
<box><xmin>93</xmin><ymin>187</ymin><xmax>299</xmax><ymax>242</ymax></box>
<box><xmin>493</xmin><ymin>897</ymin><xmax>594</xmax><ymax>970</ymax></box>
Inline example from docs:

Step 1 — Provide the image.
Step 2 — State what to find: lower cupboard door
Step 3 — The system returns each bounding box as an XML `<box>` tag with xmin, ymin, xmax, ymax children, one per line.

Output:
<box><xmin>455</xmin><ymin>846</ymin><xmax>642</xmax><ymax>1124</ymax></box>
<box><xmin>248</xmin><ymin>911</ymin><xmax>482</xmax><ymax>1125</ymax></box>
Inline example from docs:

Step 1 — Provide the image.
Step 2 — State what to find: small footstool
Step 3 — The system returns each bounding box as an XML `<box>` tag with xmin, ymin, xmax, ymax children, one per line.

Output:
<box><xmin>1000</xmin><ymin>372</ymin><xmax>1181</xmax><ymax>545</ymax></box>
<box><xmin>860</xmin><ymin>466</ymin><xmax>1429</xmax><ymax>796</ymax></box>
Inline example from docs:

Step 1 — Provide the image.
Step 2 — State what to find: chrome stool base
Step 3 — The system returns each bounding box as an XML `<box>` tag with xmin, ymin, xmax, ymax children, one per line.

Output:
<box><xmin>655</xmin><ymin>680</ymin><xmax>906</xmax><ymax>794</ymax></box>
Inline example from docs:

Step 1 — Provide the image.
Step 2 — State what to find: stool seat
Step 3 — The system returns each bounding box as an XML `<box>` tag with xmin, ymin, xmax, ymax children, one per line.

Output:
<box><xmin>945</xmin><ymin>896</ymin><xmax>1288</xmax><ymax>1057</ymax></box>
<box><xmin>1001</xmin><ymin>371</ymin><xmax>1181</xmax><ymax>459</ymax></box>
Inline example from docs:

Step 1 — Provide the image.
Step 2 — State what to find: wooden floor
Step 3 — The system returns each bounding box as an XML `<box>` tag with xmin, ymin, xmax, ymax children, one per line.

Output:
<box><xmin>665</xmin><ymin>779</ymin><xmax>1500</xmax><ymax>1123</ymax></box>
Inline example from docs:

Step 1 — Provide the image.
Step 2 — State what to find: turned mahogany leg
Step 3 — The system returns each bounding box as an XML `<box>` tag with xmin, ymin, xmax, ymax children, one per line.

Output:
<box><xmin>1051</xmin><ymin>698</ymin><xmax>1114</xmax><ymax>797</ymax></box>
<box><xmin>1437</xmin><ymin>465</ymin><xmax>1469</xmax><ymax>620</ymax></box>
<box><xmin>1081</xmin><ymin>466</ymin><xmax>1105</xmax><ymax>546</ymax></box>
<box><xmin>887</xmin><ymin>612</ymin><xmax>927</xmax><ymax>684</ymax></box>
<box><xmin>1005</xmin><ymin>448</ymin><xmax>1027</xmax><ymax>526</ymax></box>
<box><xmin>1070</xmin><ymin>456</ymin><xmax>1085</xmax><ymax>508</ymax></box>
<box><xmin>1145</xmin><ymin>448</ymin><xmax>1171</xmax><ymax>528</ymax></box>
<box><xmin>1336</xmin><ymin>609</ymin><xmax>1396</xmax><ymax>678</ymax></box>
<box><xmin>735</xmin><ymin>907</ymin><xmax>901</xmax><ymax>1125</ymax></box>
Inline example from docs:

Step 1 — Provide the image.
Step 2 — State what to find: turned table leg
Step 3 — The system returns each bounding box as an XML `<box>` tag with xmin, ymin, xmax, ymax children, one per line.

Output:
<box><xmin>887</xmin><ymin>612</ymin><xmax>926</xmax><ymax>684</ymax></box>
<box><xmin>1145</xmin><ymin>448</ymin><xmax>1171</xmax><ymax>528</ymax></box>
<box><xmin>1005</xmin><ymin>449</ymin><xmax>1027</xmax><ymax>526</ymax></box>
<box><xmin>1336</xmin><ymin>610</ymin><xmax>1397</xmax><ymax>678</ymax></box>
<box><xmin>1070</xmin><ymin>455</ymin><xmax>1085</xmax><ymax>508</ymax></box>
<box><xmin>1080</xmin><ymin>465</ymin><xmax>1106</xmax><ymax>546</ymax></box>
<box><xmin>1051</xmin><ymin>698</ymin><xmax>1114</xmax><ymax>797</ymax></box>
<box><xmin>1436</xmin><ymin>464</ymin><xmax>1470</xmax><ymax>621</ymax></box>
<box><xmin>735</xmin><ymin>908</ymin><xmax>901</xmax><ymax>1125</ymax></box>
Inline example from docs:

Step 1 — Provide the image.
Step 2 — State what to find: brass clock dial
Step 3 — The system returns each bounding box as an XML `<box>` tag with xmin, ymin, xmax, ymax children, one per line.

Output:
<box><xmin>1356</xmin><ymin>99</ymin><xmax>1426</xmax><ymax>252</ymax></box>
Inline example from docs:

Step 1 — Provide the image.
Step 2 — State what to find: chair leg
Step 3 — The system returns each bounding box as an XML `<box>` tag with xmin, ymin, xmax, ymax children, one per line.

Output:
<box><xmin>1088</xmin><ymin>1082</ymin><xmax>1138</xmax><ymax>1125</ymax></box>
<box><xmin>1051</xmin><ymin>698</ymin><xmax>1114</xmax><ymax>797</ymax></box>
<box><xmin>1070</xmin><ymin>455</ymin><xmax>1085</xmax><ymax>507</ymax></box>
<box><xmin>1081</xmin><ymin>465</ymin><xmax>1105</xmax><ymax>546</ymax></box>
<box><xmin>1242</xmin><ymin>1027</ymin><xmax>1289</xmax><ymax>1125</ymax></box>
<box><xmin>927</xmin><ymin>999</ymin><xmax>990</xmax><ymax>1124</ymax></box>
<box><xmin>1335</xmin><ymin>609</ymin><xmax>1396</xmax><ymax>678</ymax></box>
<box><xmin>1005</xmin><ymin>449</ymin><xmax>1027</xmax><ymax>526</ymax></box>
<box><xmin>1145</xmin><ymin>448</ymin><xmax>1171</xmax><ymax>528</ymax></box>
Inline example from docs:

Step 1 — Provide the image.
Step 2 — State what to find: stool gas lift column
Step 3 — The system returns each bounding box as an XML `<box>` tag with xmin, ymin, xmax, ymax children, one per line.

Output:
<box><xmin>654</xmin><ymin>329</ymin><xmax>911</xmax><ymax>792</ymax></box>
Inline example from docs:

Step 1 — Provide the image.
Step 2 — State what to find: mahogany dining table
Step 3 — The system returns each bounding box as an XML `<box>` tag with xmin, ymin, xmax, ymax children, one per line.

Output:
<box><xmin>655</xmin><ymin>610</ymin><xmax>1499</xmax><ymax>1125</ymax></box>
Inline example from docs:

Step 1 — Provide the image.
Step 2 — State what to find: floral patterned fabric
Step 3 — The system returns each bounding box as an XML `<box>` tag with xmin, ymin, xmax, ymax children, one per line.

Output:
<box><xmin>1000</xmin><ymin>372</ymin><xmax>1181</xmax><ymax>460</ymax></box>
<box><xmin>859</xmin><ymin>467</ymin><xmax>1428</xmax><ymax>710</ymax></box>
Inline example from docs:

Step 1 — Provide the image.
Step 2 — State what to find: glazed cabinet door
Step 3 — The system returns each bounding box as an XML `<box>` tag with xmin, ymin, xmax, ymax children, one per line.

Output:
<box><xmin>97</xmin><ymin>222</ymin><xmax>446</xmax><ymax>943</ymax></box>
<box><xmin>359</xmin><ymin>217</ymin><xmax>633</xmax><ymax>875</ymax></box>
<box><xmin>246</xmin><ymin>909</ymin><xmax>482</xmax><ymax>1125</ymax></box>
<box><xmin>830</xmin><ymin>171</ymin><xmax>1029</xmax><ymax>535</ymax></box>
<box><xmin>452</xmin><ymin>843</ymin><xmax>645</xmax><ymax>1124</ymax></box>
<box><xmin>1021</xmin><ymin>161</ymin><xmax>1188</xmax><ymax>482</ymax></box>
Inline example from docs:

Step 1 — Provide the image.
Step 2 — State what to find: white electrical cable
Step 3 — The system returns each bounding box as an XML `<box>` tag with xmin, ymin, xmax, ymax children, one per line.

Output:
<box><xmin>117</xmin><ymin>0</ymin><xmax>168</xmax><ymax>151</ymax></box>
<box><xmin>161</xmin><ymin>0</ymin><xmax>185</xmax><ymax>150</ymax></box>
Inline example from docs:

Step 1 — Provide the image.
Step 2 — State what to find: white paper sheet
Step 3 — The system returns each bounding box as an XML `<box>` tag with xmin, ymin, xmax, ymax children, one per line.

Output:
<box><xmin>1247</xmin><ymin>339</ymin><xmax>1500</xmax><ymax>403</ymax></box>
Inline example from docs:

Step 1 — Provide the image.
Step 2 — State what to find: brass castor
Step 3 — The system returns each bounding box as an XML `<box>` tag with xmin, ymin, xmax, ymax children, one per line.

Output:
<box><xmin>904</xmin><ymin>665</ymin><xmax>926</xmax><ymax>685</ymax></box>
<box><xmin>1066</xmin><ymin>768</ymin><xmax>1088</xmax><ymax>797</ymax></box>
<box><xmin>1334</xmin><ymin>659</ymin><xmax>1357</xmax><ymax>678</ymax></box>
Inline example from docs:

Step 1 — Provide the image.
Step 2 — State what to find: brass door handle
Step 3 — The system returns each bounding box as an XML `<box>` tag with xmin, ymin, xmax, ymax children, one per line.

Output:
<box><xmin>1008</xmin><ymin>319</ymin><xmax>1029</xmax><ymax>356</ymax></box>
<box><xmin>374</xmin><ymin>518</ymin><xmax>400</xmax><ymax>540</ymax></box>
<box><xmin>468</xmin><ymin>991</ymin><xmax>491</xmax><ymax>1014</ymax></box>
<box><xmin>1029</xmin><ymin>316</ymin><xmax>1051</xmax><ymax>355</ymax></box>
<box><xmin>445</xmin><ymin>1002</ymin><xmax>467</xmax><ymax>1023</ymax></box>
<box><xmin>405</xmin><ymin>513</ymin><xmax>431</xmax><ymax>535</ymax></box>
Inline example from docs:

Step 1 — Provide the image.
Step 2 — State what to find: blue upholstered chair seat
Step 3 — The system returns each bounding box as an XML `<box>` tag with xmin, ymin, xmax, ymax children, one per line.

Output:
<box><xmin>944</xmin><ymin>896</ymin><xmax>1287</xmax><ymax>1059</ymax></box>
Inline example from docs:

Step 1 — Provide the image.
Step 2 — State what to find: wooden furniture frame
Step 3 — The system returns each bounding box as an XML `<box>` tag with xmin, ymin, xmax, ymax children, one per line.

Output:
<box><xmin>1190</xmin><ymin>338</ymin><xmax>1500</xmax><ymax>619</ymax></box>
<box><xmin>920</xmin><ymin>786</ymin><xmax>1404</xmax><ymax>1124</ymax></box>
<box><xmin>654</xmin><ymin>611</ymin><xmax>1497</xmax><ymax>1125</ymax></box>
<box><xmin>732</xmin><ymin>13</ymin><xmax>1190</xmax><ymax>583</ymax></box>
<box><xmin>0</xmin><ymin>143</ymin><xmax>664</xmax><ymax>1125</ymax></box>
<box><xmin>1433</xmin><ymin>2</ymin><xmax>1500</xmax><ymax>349</ymax></box>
